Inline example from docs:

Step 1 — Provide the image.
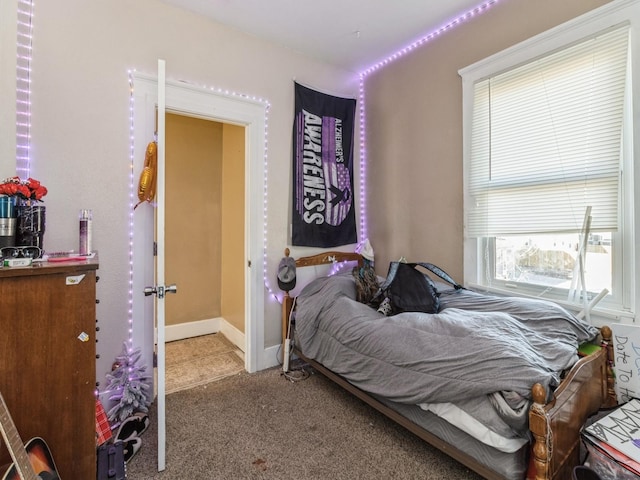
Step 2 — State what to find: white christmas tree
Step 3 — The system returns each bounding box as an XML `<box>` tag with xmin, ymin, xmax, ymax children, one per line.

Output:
<box><xmin>106</xmin><ymin>343</ymin><xmax>152</xmax><ymax>425</ymax></box>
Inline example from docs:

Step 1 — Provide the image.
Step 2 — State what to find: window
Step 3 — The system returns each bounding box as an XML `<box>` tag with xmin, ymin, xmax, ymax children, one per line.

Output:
<box><xmin>491</xmin><ymin>232</ymin><xmax>612</xmax><ymax>297</ymax></box>
<box><xmin>460</xmin><ymin>3</ymin><xmax>638</xmax><ymax>317</ymax></box>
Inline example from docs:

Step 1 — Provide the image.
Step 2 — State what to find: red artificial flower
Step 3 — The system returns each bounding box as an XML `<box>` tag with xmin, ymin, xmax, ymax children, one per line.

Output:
<box><xmin>0</xmin><ymin>183</ymin><xmax>18</xmax><ymax>196</ymax></box>
<box><xmin>17</xmin><ymin>184</ymin><xmax>30</xmax><ymax>198</ymax></box>
<box><xmin>0</xmin><ymin>176</ymin><xmax>48</xmax><ymax>202</ymax></box>
<box><xmin>33</xmin><ymin>185</ymin><xmax>48</xmax><ymax>200</ymax></box>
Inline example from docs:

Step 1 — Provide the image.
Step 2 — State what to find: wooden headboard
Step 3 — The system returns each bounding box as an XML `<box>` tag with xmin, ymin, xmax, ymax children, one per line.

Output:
<box><xmin>280</xmin><ymin>248</ymin><xmax>364</xmax><ymax>347</ymax></box>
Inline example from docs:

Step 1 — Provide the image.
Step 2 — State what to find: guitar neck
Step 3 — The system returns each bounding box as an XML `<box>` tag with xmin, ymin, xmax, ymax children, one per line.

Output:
<box><xmin>0</xmin><ymin>393</ymin><xmax>39</xmax><ymax>480</ymax></box>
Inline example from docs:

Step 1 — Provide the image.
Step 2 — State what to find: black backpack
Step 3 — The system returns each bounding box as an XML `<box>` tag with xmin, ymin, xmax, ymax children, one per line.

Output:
<box><xmin>377</xmin><ymin>262</ymin><xmax>463</xmax><ymax>314</ymax></box>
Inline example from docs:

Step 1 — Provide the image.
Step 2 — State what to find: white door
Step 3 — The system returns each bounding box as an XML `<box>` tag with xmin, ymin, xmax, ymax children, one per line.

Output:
<box><xmin>155</xmin><ymin>58</ymin><xmax>168</xmax><ymax>472</ymax></box>
<box><xmin>130</xmin><ymin>65</ymin><xmax>269</xmax><ymax>470</ymax></box>
<box><xmin>146</xmin><ymin>59</ymin><xmax>176</xmax><ymax>472</ymax></box>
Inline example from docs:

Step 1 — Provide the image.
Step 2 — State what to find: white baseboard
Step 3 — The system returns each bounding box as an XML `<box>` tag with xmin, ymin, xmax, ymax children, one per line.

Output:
<box><xmin>219</xmin><ymin>321</ymin><xmax>245</xmax><ymax>352</ymax></box>
<box><xmin>163</xmin><ymin>317</ymin><xmax>246</xmax><ymax>354</ymax></box>
<box><xmin>262</xmin><ymin>344</ymin><xmax>281</xmax><ymax>370</ymax></box>
<box><xmin>164</xmin><ymin>317</ymin><xmax>221</xmax><ymax>342</ymax></box>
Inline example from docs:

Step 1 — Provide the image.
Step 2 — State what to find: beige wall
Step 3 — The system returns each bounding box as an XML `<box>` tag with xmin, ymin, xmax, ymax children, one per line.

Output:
<box><xmin>1</xmin><ymin>0</ymin><xmax>358</xmax><ymax>376</ymax></box>
<box><xmin>221</xmin><ymin>123</ymin><xmax>245</xmax><ymax>333</ymax></box>
<box><xmin>166</xmin><ymin>113</ymin><xmax>223</xmax><ymax>326</ymax></box>
<box><xmin>165</xmin><ymin>115</ymin><xmax>246</xmax><ymax>333</ymax></box>
<box><xmin>2</xmin><ymin>0</ymin><xmax>616</xmax><ymax>376</ymax></box>
<box><xmin>365</xmin><ymin>0</ymin><xmax>612</xmax><ymax>281</ymax></box>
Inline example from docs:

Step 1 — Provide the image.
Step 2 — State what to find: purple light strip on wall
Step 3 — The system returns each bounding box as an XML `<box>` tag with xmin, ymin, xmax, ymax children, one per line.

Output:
<box><xmin>16</xmin><ymin>0</ymin><xmax>34</xmax><ymax>177</ymax></box>
<box><xmin>356</xmin><ymin>0</ymin><xmax>500</xmax><ymax>248</ymax></box>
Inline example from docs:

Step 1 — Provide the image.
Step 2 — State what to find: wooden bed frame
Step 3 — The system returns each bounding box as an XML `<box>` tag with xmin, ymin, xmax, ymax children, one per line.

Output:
<box><xmin>280</xmin><ymin>249</ymin><xmax>617</xmax><ymax>480</ymax></box>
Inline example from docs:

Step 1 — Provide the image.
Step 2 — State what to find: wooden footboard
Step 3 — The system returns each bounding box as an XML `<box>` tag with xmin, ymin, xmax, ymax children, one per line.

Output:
<box><xmin>281</xmin><ymin>249</ymin><xmax>616</xmax><ymax>480</ymax></box>
<box><xmin>529</xmin><ymin>326</ymin><xmax>615</xmax><ymax>480</ymax></box>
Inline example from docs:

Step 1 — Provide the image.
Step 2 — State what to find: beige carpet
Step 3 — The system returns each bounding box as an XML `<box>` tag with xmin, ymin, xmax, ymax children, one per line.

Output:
<box><xmin>126</xmin><ymin>365</ymin><xmax>483</xmax><ymax>479</ymax></box>
<box><xmin>165</xmin><ymin>334</ymin><xmax>244</xmax><ymax>394</ymax></box>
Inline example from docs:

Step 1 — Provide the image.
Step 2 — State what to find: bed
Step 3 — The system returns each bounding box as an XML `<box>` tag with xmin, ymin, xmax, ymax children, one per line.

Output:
<box><xmin>280</xmin><ymin>249</ymin><xmax>616</xmax><ymax>480</ymax></box>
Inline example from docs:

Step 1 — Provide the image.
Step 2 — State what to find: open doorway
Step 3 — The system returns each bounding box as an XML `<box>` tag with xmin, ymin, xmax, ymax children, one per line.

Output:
<box><xmin>163</xmin><ymin>113</ymin><xmax>246</xmax><ymax>392</ymax></box>
<box><xmin>131</xmin><ymin>73</ymin><xmax>269</xmax><ymax>399</ymax></box>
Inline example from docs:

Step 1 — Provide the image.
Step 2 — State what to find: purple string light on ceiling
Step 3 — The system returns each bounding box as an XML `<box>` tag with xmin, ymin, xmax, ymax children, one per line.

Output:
<box><xmin>356</xmin><ymin>0</ymin><xmax>500</xmax><ymax>246</ymax></box>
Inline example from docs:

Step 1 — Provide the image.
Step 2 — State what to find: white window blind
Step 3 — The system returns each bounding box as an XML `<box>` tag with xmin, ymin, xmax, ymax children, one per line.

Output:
<box><xmin>467</xmin><ymin>25</ymin><xmax>629</xmax><ymax>237</ymax></box>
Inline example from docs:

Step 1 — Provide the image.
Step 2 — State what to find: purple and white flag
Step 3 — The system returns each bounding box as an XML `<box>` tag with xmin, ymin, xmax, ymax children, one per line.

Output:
<box><xmin>292</xmin><ymin>82</ymin><xmax>357</xmax><ymax>247</ymax></box>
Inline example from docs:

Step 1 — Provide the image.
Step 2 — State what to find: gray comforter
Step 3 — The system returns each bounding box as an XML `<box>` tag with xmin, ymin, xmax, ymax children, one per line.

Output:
<box><xmin>294</xmin><ymin>273</ymin><xmax>598</xmax><ymax>440</ymax></box>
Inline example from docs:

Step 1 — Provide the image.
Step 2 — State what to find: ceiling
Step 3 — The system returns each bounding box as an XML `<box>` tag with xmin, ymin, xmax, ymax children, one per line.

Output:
<box><xmin>158</xmin><ymin>0</ymin><xmax>491</xmax><ymax>73</ymax></box>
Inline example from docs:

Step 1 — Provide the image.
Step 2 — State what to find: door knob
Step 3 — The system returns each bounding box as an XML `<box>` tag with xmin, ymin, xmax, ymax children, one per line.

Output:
<box><xmin>144</xmin><ymin>284</ymin><xmax>177</xmax><ymax>299</ymax></box>
<box><xmin>144</xmin><ymin>286</ymin><xmax>156</xmax><ymax>296</ymax></box>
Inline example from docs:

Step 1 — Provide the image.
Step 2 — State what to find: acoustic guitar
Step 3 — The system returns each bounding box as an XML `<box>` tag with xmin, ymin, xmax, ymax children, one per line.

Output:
<box><xmin>0</xmin><ymin>392</ymin><xmax>60</xmax><ymax>480</ymax></box>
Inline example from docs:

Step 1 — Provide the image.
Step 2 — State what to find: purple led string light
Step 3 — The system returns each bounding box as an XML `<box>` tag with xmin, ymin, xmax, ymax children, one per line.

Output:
<box><xmin>360</xmin><ymin>0</ymin><xmax>500</xmax><ymax>77</ymax></box>
<box><xmin>298</xmin><ymin>1</ymin><xmax>501</xmax><ymax>279</ymax></box>
<box><xmin>356</xmin><ymin>0</ymin><xmax>500</xmax><ymax>250</ymax></box>
<box><xmin>127</xmin><ymin>70</ymin><xmax>136</xmax><ymax>355</ymax></box>
<box><xmin>16</xmin><ymin>1</ymin><xmax>499</xmax><ymax>317</ymax></box>
<box><xmin>16</xmin><ymin>0</ymin><xmax>34</xmax><ymax>177</ymax></box>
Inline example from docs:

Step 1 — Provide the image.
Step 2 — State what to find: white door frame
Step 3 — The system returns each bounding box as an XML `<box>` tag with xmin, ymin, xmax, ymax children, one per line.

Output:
<box><xmin>131</xmin><ymin>72</ymin><xmax>267</xmax><ymax>389</ymax></box>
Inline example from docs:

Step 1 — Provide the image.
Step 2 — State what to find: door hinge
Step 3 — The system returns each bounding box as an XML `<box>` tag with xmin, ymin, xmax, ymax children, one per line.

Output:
<box><xmin>153</xmin><ymin>241</ymin><xmax>157</xmax><ymax>256</ymax></box>
<box><xmin>248</xmin><ymin>260</ymin><xmax>251</xmax><ymax>268</ymax></box>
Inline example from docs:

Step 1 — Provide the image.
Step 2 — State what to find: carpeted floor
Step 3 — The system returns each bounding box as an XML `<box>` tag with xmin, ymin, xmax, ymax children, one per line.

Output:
<box><xmin>126</xmin><ymin>363</ymin><xmax>483</xmax><ymax>479</ymax></box>
<box><xmin>165</xmin><ymin>334</ymin><xmax>244</xmax><ymax>394</ymax></box>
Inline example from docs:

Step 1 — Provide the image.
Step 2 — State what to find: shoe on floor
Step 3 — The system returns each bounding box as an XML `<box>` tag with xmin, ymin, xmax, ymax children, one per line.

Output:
<box><xmin>123</xmin><ymin>437</ymin><xmax>142</xmax><ymax>464</ymax></box>
<box><xmin>572</xmin><ymin>466</ymin><xmax>602</xmax><ymax>480</ymax></box>
<box><xmin>115</xmin><ymin>412</ymin><xmax>150</xmax><ymax>442</ymax></box>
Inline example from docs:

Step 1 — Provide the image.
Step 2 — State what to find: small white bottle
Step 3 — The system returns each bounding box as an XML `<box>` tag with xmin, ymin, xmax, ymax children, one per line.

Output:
<box><xmin>79</xmin><ymin>209</ymin><xmax>93</xmax><ymax>255</ymax></box>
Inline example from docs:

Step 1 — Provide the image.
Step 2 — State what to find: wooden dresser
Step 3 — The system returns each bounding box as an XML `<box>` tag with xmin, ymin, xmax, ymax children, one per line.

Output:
<box><xmin>0</xmin><ymin>256</ymin><xmax>99</xmax><ymax>479</ymax></box>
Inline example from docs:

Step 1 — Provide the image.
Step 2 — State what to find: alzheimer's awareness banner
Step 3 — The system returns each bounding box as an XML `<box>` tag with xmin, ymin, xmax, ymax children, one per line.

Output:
<box><xmin>292</xmin><ymin>82</ymin><xmax>357</xmax><ymax>247</ymax></box>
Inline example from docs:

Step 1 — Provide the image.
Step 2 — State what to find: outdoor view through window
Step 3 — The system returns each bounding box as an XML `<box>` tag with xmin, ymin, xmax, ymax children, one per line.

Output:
<box><xmin>495</xmin><ymin>233</ymin><xmax>611</xmax><ymax>296</ymax></box>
